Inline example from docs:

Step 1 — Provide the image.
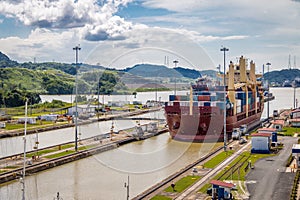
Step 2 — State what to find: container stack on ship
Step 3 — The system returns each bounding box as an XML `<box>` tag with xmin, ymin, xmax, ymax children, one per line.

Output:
<box><xmin>164</xmin><ymin>55</ymin><xmax>264</xmax><ymax>142</ymax></box>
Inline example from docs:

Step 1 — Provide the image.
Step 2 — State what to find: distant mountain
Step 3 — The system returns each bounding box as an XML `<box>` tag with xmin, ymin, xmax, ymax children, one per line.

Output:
<box><xmin>174</xmin><ymin>67</ymin><xmax>201</xmax><ymax>79</ymax></box>
<box><xmin>265</xmin><ymin>69</ymin><xmax>300</xmax><ymax>86</ymax></box>
<box><xmin>121</xmin><ymin>64</ymin><xmax>184</xmax><ymax>78</ymax></box>
<box><xmin>0</xmin><ymin>51</ymin><xmax>18</xmax><ymax>68</ymax></box>
<box><xmin>0</xmin><ymin>52</ymin><xmax>10</xmax><ymax>62</ymax></box>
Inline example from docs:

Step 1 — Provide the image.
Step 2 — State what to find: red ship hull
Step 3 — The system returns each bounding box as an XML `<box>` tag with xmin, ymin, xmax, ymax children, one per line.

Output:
<box><xmin>164</xmin><ymin>102</ymin><xmax>263</xmax><ymax>142</ymax></box>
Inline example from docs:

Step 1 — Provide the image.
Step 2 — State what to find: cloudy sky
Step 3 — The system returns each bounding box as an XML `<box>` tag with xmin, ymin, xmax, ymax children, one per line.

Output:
<box><xmin>0</xmin><ymin>0</ymin><xmax>300</xmax><ymax>72</ymax></box>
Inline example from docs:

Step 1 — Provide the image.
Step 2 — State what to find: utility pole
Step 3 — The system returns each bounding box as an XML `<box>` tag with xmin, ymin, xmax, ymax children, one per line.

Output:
<box><xmin>220</xmin><ymin>46</ymin><xmax>229</xmax><ymax>151</ymax></box>
<box><xmin>173</xmin><ymin>60</ymin><xmax>179</xmax><ymax>95</ymax></box>
<box><xmin>266</xmin><ymin>62</ymin><xmax>271</xmax><ymax>121</ymax></box>
<box><xmin>73</xmin><ymin>45</ymin><xmax>81</xmax><ymax>152</ymax></box>
<box><xmin>22</xmin><ymin>99</ymin><xmax>28</xmax><ymax>200</ymax></box>
<box><xmin>124</xmin><ymin>175</ymin><xmax>130</xmax><ymax>200</ymax></box>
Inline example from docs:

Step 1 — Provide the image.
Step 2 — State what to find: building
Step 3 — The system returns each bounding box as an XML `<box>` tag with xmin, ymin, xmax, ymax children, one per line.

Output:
<box><xmin>251</xmin><ymin>132</ymin><xmax>272</xmax><ymax>154</ymax></box>
<box><xmin>209</xmin><ymin>180</ymin><xmax>234</xmax><ymax>200</ymax></box>
<box><xmin>107</xmin><ymin>101</ymin><xmax>129</xmax><ymax>107</ymax></box>
<box><xmin>17</xmin><ymin>117</ymin><xmax>37</xmax><ymax>124</ymax></box>
<box><xmin>290</xmin><ymin>118</ymin><xmax>300</xmax><ymax>127</ymax></box>
<box><xmin>40</xmin><ymin>114</ymin><xmax>58</xmax><ymax>121</ymax></box>
<box><xmin>67</xmin><ymin>105</ymin><xmax>96</xmax><ymax>117</ymax></box>
<box><xmin>292</xmin><ymin>144</ymin><xmax>300</xmax><ymax>168</ymax></box>
<box><xmin>257</xmin><ymin>127</ymin><xmax>278</xmax><ymax>142</ymax></box>
<box><xmin>291</xmin><ymin>109</ymin><xmax>300</xmax><ymax>119</ymax></box>
<box><xmin>271</xmin><ymin>119</ymin><xmax>285</xmax><ymax>131</ymax></box>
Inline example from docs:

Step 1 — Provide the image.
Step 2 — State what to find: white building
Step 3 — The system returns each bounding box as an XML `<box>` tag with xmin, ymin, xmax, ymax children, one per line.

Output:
<box><xmin>292</xmin><ymin>144</ymin><xmax>300</xmax><ymax>168</ymax></box>
<box><xmin>18</xmin><ymin>117</ymin><xmax>37</xmax><ymax>124</ymax></box>
<box><xmin>251</xmin><ymin>132</ymin><xmax>272</xmax><ymax>154</ymax></box>
<box><xmin>67</xmin><ymin>105</ymin><xmax>96</xmax><ymax>117</ymax></box>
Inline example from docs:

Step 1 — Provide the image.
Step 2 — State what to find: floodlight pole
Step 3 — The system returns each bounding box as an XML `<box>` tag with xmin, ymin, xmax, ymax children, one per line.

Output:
<box><xmin>220</xmin><ymin>47</ymin><xmax>229</xmax><ymax>151</ymax></box>
<box><xmin>73</xmin><ymin>45</ymin><xmax>81</xmax><ymax>152</ymax></box>
<box><xmin>173</xmin><ymin>60</ymin><xmax>179</xmax><ymax>95</ymax></box>
<box><xmin>266</xmin><ymin>62</ymin><xmax>271</xmax><ymax>122</ymax></box>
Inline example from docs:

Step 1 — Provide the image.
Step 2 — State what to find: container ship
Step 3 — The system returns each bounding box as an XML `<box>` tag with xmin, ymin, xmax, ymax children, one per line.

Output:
<box><xmin>164</xmin><ymin>56</ymin><xmax>264</xmax><ymax>142</ymax></box>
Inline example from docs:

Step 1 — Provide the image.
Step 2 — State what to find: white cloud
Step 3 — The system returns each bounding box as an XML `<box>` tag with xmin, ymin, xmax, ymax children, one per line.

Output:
<box><xmin>0</xmin><ymin>0</ymin><xmax>135</xmax><ymax>41</ymax></box>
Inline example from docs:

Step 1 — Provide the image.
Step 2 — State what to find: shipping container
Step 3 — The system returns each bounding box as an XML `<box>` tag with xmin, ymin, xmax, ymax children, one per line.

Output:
<box><xmin>237</xmin><ymin>105</ymin><xmax>242</xmax><ymax>113</ymax></box>
<box><xmin>169</xmin><ymin>95</ymin><xmax>176</xmax><ymax>101</ymax></box>
<box><xmin>198</xmin><ymin>95</ymin><xmax>210</xmax><ymax>101</ymax></box>
<box><xmin>210</xmin><ymin>95</ymin><xmax>217</xmax><ymax>101</ymax></box>
<box><xmin>204</xmin><ymin>102</ymin><xmax>211</xmax><ymax>106</ymax></box>
<box><xmin>217</xmin><ymin>102</ymin><xmax>225</xmax><ymax>110</ymax></box>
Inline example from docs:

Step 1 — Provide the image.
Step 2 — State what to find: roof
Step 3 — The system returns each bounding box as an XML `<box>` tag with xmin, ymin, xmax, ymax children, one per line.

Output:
<box><xmin>271</xmin><ymin>120</ymin><xmax>284</xmax><ymax>126</ymax></box>
<box><xmin>290</xmin><ymin>119</ymin><xmax>300</xmax><ymax>122</ymax></box>
<box><xmin>251</xmin><ymin>132</ymin><xmax>272</xmax><ymax>137</ymax></box>
<box><xmin>258</xmin><ymin>128</ymin><xmax>277</xmax><ymax>132</ymax></box>
<box><xmin>210</xmin><ymin>180</ymin><xmax>235</xmax><ymax>188</ymax></box>
<box><xmin>293</xmin><ymin>144</ymin><xmax>300</xmax><ymax>150</ymax></box>
<box><xmin>292</xmin><ymin>109</ymin><xmax>300</xmax><ymax>113</ymax></box>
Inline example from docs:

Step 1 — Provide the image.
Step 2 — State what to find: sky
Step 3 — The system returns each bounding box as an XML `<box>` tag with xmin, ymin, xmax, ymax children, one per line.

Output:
<box><xmin>0</xmin><ymin>0</ymin><xmax>300</xmax><ymax>72</ymax></box>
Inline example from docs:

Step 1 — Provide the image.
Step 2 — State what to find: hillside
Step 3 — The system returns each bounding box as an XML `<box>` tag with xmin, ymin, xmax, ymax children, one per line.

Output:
<box><xmin>121</xmin><ymin>64</ymin><xmax>184</xmax><ymax>78</ymax></box>
<box><xmin>265</xmin><ymin>69</ymin><xmax>300</xmax><ymax>86</ymax></box>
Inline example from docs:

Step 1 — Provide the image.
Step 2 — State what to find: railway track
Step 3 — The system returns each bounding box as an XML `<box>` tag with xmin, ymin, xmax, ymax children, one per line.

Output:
<box><xmin>133</xmin><ymin>143</ymin><xmax>235</xmax><ymax>200</ymax></box>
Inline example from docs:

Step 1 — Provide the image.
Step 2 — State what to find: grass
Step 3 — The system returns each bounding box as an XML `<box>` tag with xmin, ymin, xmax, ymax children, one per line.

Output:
<box><xmin>203</xmin><ymin>150</ymin><xmax>234</xmax><ymax>168</ymax></box>
<box><xmin>26</xmin><ymin>144</ymin><xmax>75</xmax><ymax>158</ymax></box>
<box><xmin>150</xmin><ymin>195</ymin><xmax>172</xmax><ymax>200</ymax></box>
<box><xmin>44</xmin><ymin>145</ymin><xmax>92</xmax><ymax>159</ymax></box>
<box><xmin>3</xmin><ymin>165</ymin><xmax>20</xmax><ymax>169</ymax></box>
<box><xmin>4</xmin><ymin>120</ymin><xmax>67</xmax><ymax>131</ymax></box>
<box><xmin>199</xmin><ymin>151</ymin><xmax>274</xmax><ymax>194</ymax></box>
<box><xmin>45</xmin><ymin>150</ymin><xmax>76</xmax><ymax>159</ymax></box>
<box><xmin>278</xmin><ymin>127</ymin><xmax>299</xmax><ymax>136</ymax></box>
<box><xmin>26</xmin><ymin>149</ymin><xmax>57</xmax><ymax>158</ymax></box>
<box><xmin>164</xmin><ymin>175</ymin><xmax>201</xmax><ymax>193</ymax></box>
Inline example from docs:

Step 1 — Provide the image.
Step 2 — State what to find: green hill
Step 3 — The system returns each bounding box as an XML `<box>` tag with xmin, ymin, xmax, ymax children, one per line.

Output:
<box><xmin>265</xmin><ymin>69</ymin><xmax>300</xmax><ymax>86</ymax></box>
<box><xmin>122</xmin><ymin>64</ymin><xmax>184</xmax><ymax>78</ymax></box>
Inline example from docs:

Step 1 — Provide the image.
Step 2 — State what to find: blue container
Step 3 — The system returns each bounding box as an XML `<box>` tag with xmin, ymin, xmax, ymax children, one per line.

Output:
<box><xmin>210</xmin><ymin>95</ymin><xmax>217</xmax><ymax>101</ymax></box>
<box><xmin>237</xmin><ymin>92</ymin><xmax>246</xmax><ymax>100</ymax></box>
<box><xmin>203</xmin><ymin>92</ymin><xmax>210</xmax><ymax>95</ymax></box>
<box><xmin>169</xmin><ymin>95</ymin><xmax>175</xmax><ymax>101</ymax></box>
<box><xmin>204</xmin><ymin>102</ymin><xmax>211</xmax><ymax>106</ymax></box>
<box><xmin>193</xmin><ymin>95</ymin><xmax>198</xmax><ymax>101</ymax></box>
<box><xmin>272</xmin><ymin>132</ymin><xmax>277</xmax><ymax>142</ymax></box>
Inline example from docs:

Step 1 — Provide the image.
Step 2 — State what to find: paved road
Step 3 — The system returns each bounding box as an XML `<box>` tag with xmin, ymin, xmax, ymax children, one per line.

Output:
<box><xmin>246</xmin><ymin>137</ymin><xmax>297</xmax><ymax>200</ymax></box>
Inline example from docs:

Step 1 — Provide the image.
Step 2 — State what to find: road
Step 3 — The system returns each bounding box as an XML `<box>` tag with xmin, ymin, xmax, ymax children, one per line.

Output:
<box><xmin>246</xmin><ymin>136</ymin><xmax>297</xmax><ymax>200</ymax></box>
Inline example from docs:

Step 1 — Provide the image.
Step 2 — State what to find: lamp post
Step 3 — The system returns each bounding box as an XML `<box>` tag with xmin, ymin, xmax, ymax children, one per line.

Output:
<box><xmin>266</xmin><ymin>62</ymin><xmax>271</xmax><ymax>121</ymax></box>
<box><xmin>124</xmin><ymin>175</ymin><xmax>130</xmax><ymax>200</ymax></box>
<box><xmin>220</xmin><ymin>47</ymin><xmax>229</xmax><ymax>151</ymax></box>
<box><xmin>173</xmin><ymin>60</ymin><xmax>179</xmax><ymax>95</ymax></box>
<box><xmin>73</xmin><ymin>45</ymin><xmax>81</xmax><ymax>152</ymax></box>
<box><xmin>293</xmin><ymin>80</ymin><xmax>297</xmax><ymax>109</ymax></box>
<box><xmin>21</xmin><ymin>99</ymin><xmax>28</xmax><ymax>200</ymax></box>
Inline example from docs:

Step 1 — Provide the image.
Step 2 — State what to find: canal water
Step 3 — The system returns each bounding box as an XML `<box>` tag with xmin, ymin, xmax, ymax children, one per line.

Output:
<box><xmin>0</xmin><ymin>110</ymin><xmax>166</xmax><ymax>158</ymax></box>
<box><xmin>0</xmin><ymin>133</ymin><xmax>219</xmax><ymax>200</ymax></box>
<box><xmin>0</xmin><ymin>88</ymin><xmax>298</xmax><ymax>199</ymax></box>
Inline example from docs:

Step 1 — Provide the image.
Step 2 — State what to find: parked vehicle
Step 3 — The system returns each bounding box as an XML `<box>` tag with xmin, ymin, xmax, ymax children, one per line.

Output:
<box><xmin>239</xmin><ymin>137</ymin><xmax>247</xmax><ymax>144</ymax></box>
<box><xmin>239</xmin><ymin>124</ymin><xmax>248</xmax><ymax>135</ymax></box>
<box><xmin>232</xmin><ymin>128</ymin><xmax>240</xmax><ymax>140</ymax></box>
